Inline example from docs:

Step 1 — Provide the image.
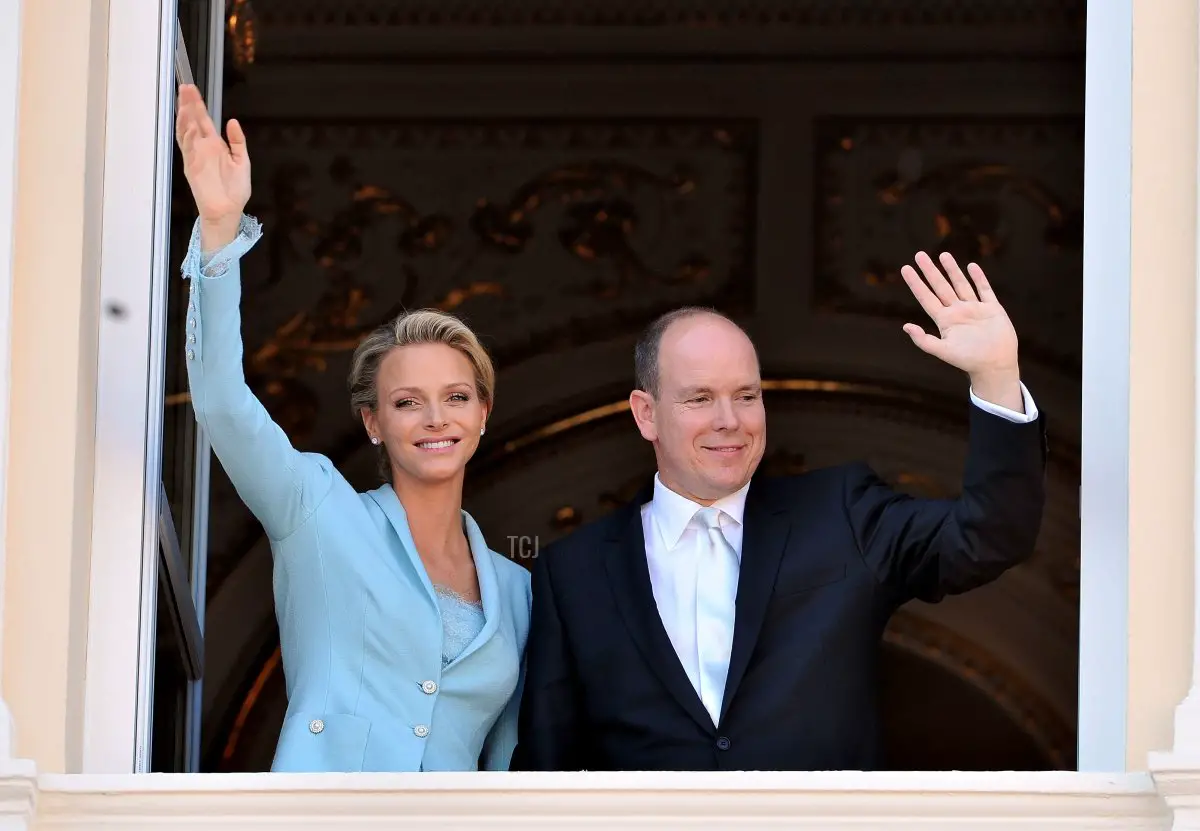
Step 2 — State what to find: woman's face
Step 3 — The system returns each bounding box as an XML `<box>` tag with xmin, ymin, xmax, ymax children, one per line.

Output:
<box><xmin>361</xmin><ymin>343</ymin><xmax>487</xmax><ymax>487</ymax></box>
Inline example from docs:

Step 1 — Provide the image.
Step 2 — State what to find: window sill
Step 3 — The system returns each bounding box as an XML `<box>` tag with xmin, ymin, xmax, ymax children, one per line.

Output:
<box><xmin>26</xmin><ymin>770</ymin><xmax>1166</xmax><ymax>829</ymax></box>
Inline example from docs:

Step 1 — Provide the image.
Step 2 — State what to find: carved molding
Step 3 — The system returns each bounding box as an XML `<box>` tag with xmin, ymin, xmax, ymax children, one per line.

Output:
<box><xmin>240</xmin><ymin>0</ymin><xmax>1085</xmax><ymax>62</ymax></box>
<box><xmin>814</xmin><ymin>117</ymin><xmax>1084</xmax><ymax>373</ymax></box>
<box><xmin>253</xmin><ymin>0</ymin><xmax>1084</xmax><ymax>29</ymax></box>
<box><xmin>227</xmin><ymin>118</ymin><xmax>754</xmax><ymax>440</ymax></box>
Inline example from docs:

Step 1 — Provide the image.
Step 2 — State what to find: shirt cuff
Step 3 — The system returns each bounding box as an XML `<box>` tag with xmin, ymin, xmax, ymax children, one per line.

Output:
<box><xmin>970</xmin><ymin>382</ymin><xmax>1038</xmax><ymax>423</ymax></box>
<box><xmin>181</xmin><ymin>213</ymin><xmax>263</xmax><ymax>280</ymax></box>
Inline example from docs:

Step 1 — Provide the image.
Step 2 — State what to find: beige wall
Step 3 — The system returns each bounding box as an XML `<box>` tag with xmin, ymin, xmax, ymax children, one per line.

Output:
<box><xmin>1126</xmin><ymin>0</ymin><xmax>1199</xmax><ymax>768</ymax></box>
<box><xmin>3</xmin><ymin>0</ymin><xmax>108</xmax><ymax>773</ymax></box>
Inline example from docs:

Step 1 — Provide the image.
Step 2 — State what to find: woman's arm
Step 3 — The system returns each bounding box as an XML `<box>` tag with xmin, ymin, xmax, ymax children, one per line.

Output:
<box><xmin>177</xmin><ymin>84</ymin><xmax>330</xmax><ymax>541</ymax></box>
<box><xmin>183</xmin><ymin>215</ymin><xmax>331</xmax><ymax>541</ymax></box>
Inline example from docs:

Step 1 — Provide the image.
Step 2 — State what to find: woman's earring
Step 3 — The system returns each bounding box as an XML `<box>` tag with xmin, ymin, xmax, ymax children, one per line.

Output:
<box><xmin>370</xmin><ymin>436</ymin><xmax>380</xmax><ymax>445</ymax></box>
<box><xmin>480</xmin><ymin>426</ymin><xmax>486</xmax><ymax>436</ymax></box>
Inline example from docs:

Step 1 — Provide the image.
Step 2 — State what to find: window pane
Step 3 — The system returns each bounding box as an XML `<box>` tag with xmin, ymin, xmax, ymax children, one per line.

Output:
<box><xmin>154</xmin><ymin>0</ymin><xmax>219</xmax><ymax>774</ymax></box>
<box><xmin>150</xmin><ymin>569</ymin><xmax>189</xmax><ymax>773</ymax></box>
<box><xmin>162</xmin><ymin>1</ymin><xmax>214</xmax><ymax>569</ymax></box>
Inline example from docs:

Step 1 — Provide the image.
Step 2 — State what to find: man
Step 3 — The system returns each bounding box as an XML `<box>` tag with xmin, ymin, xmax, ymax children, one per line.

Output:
<box><xmin>510</xmin><ymin>252</ymin><xmax>1045</xmax><ymax>771</ymax></box>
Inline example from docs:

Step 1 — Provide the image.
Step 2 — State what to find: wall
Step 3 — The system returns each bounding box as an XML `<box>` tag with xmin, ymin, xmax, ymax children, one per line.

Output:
<box><xmin>1126</xmin><ymin>0</ymin><xmax>1198</xmax><ymax>767</ymax></box>
<box><xmin>3</xmin><ymin>0</ymin><xmax>108</xmax><ymax>773</ymax></box>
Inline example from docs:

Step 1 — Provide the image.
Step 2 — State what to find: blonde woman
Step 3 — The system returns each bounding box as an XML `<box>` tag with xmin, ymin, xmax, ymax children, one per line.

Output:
<box><xmin>175</xmin><ymin>84</ymin><xmax>530</xmax><ymax>772</ymax></box>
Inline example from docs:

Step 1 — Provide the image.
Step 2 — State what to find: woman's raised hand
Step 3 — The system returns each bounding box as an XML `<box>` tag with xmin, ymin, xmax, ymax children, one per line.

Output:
<box><xmin>175</xmin><ymin>84</ymin><xmax>251</xmax><ymax>250</ymax></box>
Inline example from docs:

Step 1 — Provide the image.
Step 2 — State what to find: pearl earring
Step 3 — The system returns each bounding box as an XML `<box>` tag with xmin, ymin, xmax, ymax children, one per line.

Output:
<box><xmin>480</xmin><ymin>426</ymin><xmax>486</xmax><ymax>436</ymax></box>
<box><xmin>370</xmin><ymin>436</ymin><xmax>380</xmax><ymax>445</ymax></box>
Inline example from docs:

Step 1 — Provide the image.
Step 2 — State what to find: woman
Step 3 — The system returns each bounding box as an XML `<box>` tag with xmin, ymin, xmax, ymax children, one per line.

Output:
<box><xmin>175</xmin><ymin>83</ymin><xmax>530</xmax><ymax>772</ymax></box>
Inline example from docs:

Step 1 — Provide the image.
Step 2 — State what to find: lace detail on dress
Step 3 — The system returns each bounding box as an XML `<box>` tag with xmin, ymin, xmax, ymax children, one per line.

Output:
<box><xmin>434</xmin><ymin>584</ymin><xmax>485</xmax><ymax>667</ymax></box>
<box><xmin>181</xmin><ymin>213</ymin><xmax>263</xmax><ymax>280</ymax></box>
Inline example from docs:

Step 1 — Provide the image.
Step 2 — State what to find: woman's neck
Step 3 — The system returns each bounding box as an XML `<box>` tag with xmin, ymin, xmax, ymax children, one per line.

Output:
<box><xmin>390</xmin><ymin>472</ymin><xmax>469</xmax><ymax>565</ymax></box>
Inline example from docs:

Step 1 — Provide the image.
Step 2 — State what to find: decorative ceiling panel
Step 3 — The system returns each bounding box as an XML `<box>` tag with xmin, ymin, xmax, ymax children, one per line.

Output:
<box><xmin>814</xmin><ymin>117</ymin><xmax>1083</xmax><ymax>372</ymax></box>
<box><xmin>252</xmin><ymin>0</ymin><xmax>1084</xmax><ymax>28</ymax></box>
<box><xmin>235</xmin><ymin>0</ymin><xmax>1085</xmax><ymax>61</ymax></box>
<box><xmin>240</xmin><ymin>118</ymin><xmax>756</xmax><ymax>380</ymax></box>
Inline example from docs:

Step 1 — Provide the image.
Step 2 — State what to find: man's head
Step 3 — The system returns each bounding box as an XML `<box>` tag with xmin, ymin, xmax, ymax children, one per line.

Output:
<box><xmin>630</xmin><ymin>308</ymin><xmax>766</xmax><ymax>504</ymax></box>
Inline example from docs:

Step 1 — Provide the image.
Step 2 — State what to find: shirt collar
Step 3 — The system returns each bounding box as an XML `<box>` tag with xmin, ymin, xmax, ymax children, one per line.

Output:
<box><xmin>649</xmin><ymin>472</ymin><xmax>751</xmax><ymax>550</ymax></box>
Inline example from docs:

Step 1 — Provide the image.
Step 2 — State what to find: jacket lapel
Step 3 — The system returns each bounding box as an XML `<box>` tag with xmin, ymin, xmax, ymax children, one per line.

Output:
<box><xmin>366</xmin><ymin>486</ymin><xmax>501</xmax><ymax>667</ymax></box>
<box><xmin>445</xmin><ymin>511</ymin><xmax>501</xmax><ymax>668</ymax></box>
<box><xmin>365</xmin><ymin>485</ymin><xmax>439</xmax><ymax>611</ymax></box>
<box><xmin>605</xmin><ymin>495</ymin><xmax>716</xmax><ymax>733</ymax></box>
<box><xmin>720</xmin><ymin>478</ymin><xmax>790</xmax><ymax>722</ymax></box>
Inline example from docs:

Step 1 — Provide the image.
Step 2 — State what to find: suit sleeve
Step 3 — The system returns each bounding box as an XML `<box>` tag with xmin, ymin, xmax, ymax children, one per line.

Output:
<box><xmin>183</xmin><ymin>214</ymin><xmax>333</xmax><ymax>542</ymax></box>
<box><xmin>844</xmin><ymin>398</ymin><xmax>1048</xmax><ymax>605</ymax></box>
<box><xmin>510</xmin><ymin>547</ymin><xmax>588</xmax><ymax>770</ymax></box>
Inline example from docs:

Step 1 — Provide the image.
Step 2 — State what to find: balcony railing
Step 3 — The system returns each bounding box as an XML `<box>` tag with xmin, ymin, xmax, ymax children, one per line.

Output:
<box><xmin>20</xmin><ymin>770</ymin><xmax>1168</xmax><ymax>830</ymax></box>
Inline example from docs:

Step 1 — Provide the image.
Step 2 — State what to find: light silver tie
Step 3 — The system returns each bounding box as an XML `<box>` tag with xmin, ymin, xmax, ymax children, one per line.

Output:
<box><xmin>694</xmin><ymin>506</ymin><xmax>740</xmax><ymax>726</ymax></box>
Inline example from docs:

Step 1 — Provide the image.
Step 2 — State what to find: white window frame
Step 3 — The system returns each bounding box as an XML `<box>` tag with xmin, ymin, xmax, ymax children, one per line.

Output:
<box><xmin>81</xmin><ymin>0</ymin><xmax>1135</xmax><ymax>774</ymax></box>
<box><xmin>1076</xmin><ymin>0</ymin><xmax>1133</xmax><ymax>772</ymax></box>
<box><xmin>83</xmin><ymin>0</ymin><xmax>181</xmax><ymax>773</ymax></box>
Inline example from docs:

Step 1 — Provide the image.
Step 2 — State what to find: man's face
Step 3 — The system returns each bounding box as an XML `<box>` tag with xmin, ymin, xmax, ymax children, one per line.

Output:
<box><xmin>630</xmin><ymin>315</ymin><xmax>766</xmax><ymax>504</ymax></box>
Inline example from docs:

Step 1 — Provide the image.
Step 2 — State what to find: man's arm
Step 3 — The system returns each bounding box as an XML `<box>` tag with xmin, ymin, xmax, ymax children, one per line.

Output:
<box><xmin>510</xmin><ymin>547</ymin><xmax>589</xmax><ymax>770</ymax></box>
<box><xmin>844</xmin><ymin>400</ymin><xmax>1046</xmax><ymax>604</ymax></box>
<box><xmin>843</xmin><ymin>251</ymin><xmax>1046</xmax><ymax>602</ymax></box>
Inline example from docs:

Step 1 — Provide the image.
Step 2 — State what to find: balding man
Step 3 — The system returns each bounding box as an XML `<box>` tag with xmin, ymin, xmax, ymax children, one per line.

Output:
<box><xmin>511</xmin><ymin>252</ymin><xmax>1046</xmax><ymax>771</ymax></box>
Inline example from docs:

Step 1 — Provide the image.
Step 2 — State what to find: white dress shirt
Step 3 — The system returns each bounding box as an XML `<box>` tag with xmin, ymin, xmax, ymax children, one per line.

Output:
<box><xmin>639</xmin><ymin>384</ymin><xmax>1039</xmax><ymax>724</ymax></box>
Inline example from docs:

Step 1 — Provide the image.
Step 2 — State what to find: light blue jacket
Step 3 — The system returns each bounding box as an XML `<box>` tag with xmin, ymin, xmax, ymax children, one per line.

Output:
<box><xmin>181</xmin><ymin>215</ymin><xmax>531</xmax><ymax>772</ymax></box>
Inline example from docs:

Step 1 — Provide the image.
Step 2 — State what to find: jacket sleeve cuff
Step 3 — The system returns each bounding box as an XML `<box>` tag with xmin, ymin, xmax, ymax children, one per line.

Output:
<box><xmin>180</xmin><ymin>213</ymin><xmax>263</xmax><ymax>280</ymax></box>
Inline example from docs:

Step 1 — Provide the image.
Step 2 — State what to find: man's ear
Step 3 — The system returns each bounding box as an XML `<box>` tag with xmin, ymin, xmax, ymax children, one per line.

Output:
<box><xmin>629</xmin><ymin>389</ymin><xmax>658</xmax><ymax>442</ymax></box>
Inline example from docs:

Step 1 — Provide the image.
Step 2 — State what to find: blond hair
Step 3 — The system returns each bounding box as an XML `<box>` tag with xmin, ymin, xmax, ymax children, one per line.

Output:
<box><xmin>348</xmin><ymin>309</ymin><xmax>495</xmax><ymax>478</ymax></box>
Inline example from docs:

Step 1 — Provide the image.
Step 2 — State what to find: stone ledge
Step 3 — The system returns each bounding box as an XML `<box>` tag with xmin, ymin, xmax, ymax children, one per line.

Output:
<box><xmin>32</xmin><ymin>770</ymin><xmax>1167</xmax><ymax>830</ymax></box>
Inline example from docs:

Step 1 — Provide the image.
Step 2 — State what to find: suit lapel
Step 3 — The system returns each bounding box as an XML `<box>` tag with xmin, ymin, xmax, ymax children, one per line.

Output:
<box><xmin>720</xmin><ymin>479</ymin><xmax>790</xmax><ymax>722</ymax></box>
<box><xmin>605</xmin><ymin>500</ymin><xmax>715</xmax><ymax>733</ymax></box>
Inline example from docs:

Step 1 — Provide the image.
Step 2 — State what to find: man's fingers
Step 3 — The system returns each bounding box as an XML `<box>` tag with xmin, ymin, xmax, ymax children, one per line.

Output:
<box><xmin>967</xmin><ymin>263</ymin><xmax>997</xmax><ymax>302</ymax></box>
<box><xmin>902</xmin><ymin>323</ymin><xmax>947</xmax><ymax>361</ymax></box>
<box><xmin>914</xmin><ymin>251</ymin><xmax>959</xmax><ymax>307</ymax></box>
<box><xmin>939</xmin><ymin>252</ymin><xmax>978</xmax><ymax>303</ymax></box>
<box><xmin>901</xmin><ymin>264</ymin><xmax>944</xmax><ymax>323</ymax></box>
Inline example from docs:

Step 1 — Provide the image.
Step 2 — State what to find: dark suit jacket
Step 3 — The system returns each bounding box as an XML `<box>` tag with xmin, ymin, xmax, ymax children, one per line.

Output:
<box><xmin>510</xmin><ymin>403</ymin><xmax>1047</xmax><ymax>771</ymax></box>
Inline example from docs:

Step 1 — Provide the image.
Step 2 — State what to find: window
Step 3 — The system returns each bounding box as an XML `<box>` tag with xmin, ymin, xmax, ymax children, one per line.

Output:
<box><xmin>151</xmin><ymin>3</ymin><xmax>225</xmax><ymax>774</ymax></box>
<box><xmin>83</xmin><ymin>0</ymin><xmax>227</xmax><ymax>774</ymax></box>
<box><xmin>84</xmin><ymin>0</ymin><xmax>1132</xmax><ymax>775</ymax></box>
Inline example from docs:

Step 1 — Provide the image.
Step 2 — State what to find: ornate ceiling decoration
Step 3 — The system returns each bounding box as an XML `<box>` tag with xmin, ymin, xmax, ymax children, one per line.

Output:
<box><xmin>815</xmin><ymin>118</ymin><xmax>1084</xmax><ymax>372</ymax></box>
<box><xmin>204</xmin><ymin>118</ymin><xmax>754</xmax><ymax>440</ymax></box>
<box><xmin>226</xmin><ymin>0</ymin><xmax>257</xmax><ymax>69</ymax></box>
<box><xmin>251</xmin><ymin>0</ymin><xmax>1084</xmax><ymax>29</ymax></box>
<box><xmin>234</xmin><ymin>0</ymin><xmax>1085</xmax><ymax>63</ymax></box>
